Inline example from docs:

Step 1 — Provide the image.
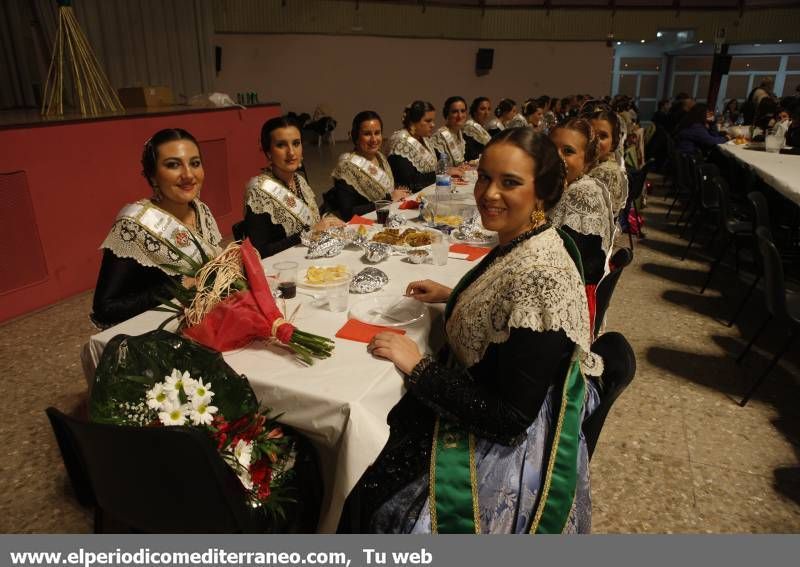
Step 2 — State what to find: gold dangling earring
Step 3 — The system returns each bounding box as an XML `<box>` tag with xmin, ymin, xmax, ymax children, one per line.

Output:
<box><xmin>530</xmin><ymin>208</ymin><xmax>546</xmax><ymax>227</ymax></box>
<box><xmin>409</xmin><ymin>125</ymin><xmax>417</xmax><ymax>137</ymax></box>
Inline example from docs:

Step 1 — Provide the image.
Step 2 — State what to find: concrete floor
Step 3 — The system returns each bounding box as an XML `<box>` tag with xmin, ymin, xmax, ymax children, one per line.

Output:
<box><xmin>1</xmin><ymin>142</ymin><xmax>798</xmax><ymax>532</ymax></box>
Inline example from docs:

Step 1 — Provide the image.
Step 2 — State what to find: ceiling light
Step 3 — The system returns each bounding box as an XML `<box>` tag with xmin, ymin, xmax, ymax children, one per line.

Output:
<box><xmin>657</xmin><ymin>32</ymin><xmax>663</xmax><ymax>38</ymax></box>
<box><xmin>754</xmin><ymin>43</ymin><xmax>761</xmax><ymax>47</ymax></box>
<box><xmin>617</xmin><ymin>41</ymin><xmax>622</xmax><ymax>45</ymax></box>
<box><xmin>778</xmin><ymin>39</ymin><xmax>783</xmax><ymax>43</ymax></box>
<box><xmin>640</xmin><ymin>39</ymin><xmax>646</xmax><ymax>43</ymax></box>
<box><xmin>698</xmin><ymin>40</ymin><xmax>704</xmax><ymax>44</ymax></box>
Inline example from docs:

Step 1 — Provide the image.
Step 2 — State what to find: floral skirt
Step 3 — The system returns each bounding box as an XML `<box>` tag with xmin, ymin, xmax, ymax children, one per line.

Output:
<box><xmin>370</xmin><ymin>380</ymin><xmax>601</xmax><ymax>534</ymax></box>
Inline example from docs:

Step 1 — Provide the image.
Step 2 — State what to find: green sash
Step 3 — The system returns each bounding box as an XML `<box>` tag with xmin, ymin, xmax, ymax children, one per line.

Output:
<box><xmin>430</xmin><ymin>225</ymin><xmax>589</xmax><ymax>534</ymax></box>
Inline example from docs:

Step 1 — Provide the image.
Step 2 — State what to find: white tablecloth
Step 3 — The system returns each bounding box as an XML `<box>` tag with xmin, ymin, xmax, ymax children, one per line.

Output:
<box><xmin>81</xmin><ymin>187</ymin><xmax>480</xmax><ymax>532</ymax></box>
<box><xmin>718</xmin><ymin>142</ymin><xmax>800</xmax><ymax>206</ymax></box>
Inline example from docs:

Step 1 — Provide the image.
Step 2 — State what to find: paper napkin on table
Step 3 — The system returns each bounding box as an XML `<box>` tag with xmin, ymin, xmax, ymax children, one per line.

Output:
<box><xmin>449</xmin><ymin>244</ymin><xmax>491</xmax><ymax>261</ymax></box>
<box><xmin>335</xmin><ymin>319</ymin><xmax>406</xmax><ymax>343</ymax></box>
<box><xmin>348</xmin><ymin>215</ymin><xmax>375</xmax><ymax>225</ymax></box>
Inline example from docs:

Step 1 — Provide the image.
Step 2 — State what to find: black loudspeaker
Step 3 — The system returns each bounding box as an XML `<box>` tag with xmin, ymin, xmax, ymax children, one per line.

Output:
<box><xmin>711</xmin><ymin>54</ymin><xmax>732</xmax><ymax>76</ymax></box>
<box><xmin>476</xmin><ymin>48</ymin><xmax>494</xmax><ymax>76</ymax></box>
<box><xmin>215</xmin><ymin>46</ymin><xmax>222</xmax><ymax>74</ymax></box>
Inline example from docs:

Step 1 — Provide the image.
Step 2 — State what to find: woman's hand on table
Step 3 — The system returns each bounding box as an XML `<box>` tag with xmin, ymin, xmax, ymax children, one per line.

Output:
<box><xmin>391</xmin><ymin>186</ymin><xmax>411</xmax><ymax>201</ymax></box>
<box><xmin>368</xmin><ymin>332</ymin><xmax>423</xmax><ymax>375</ymax></box>
<box><xmin>405</xmin><ymin>279</ymin><xmax>451</xmax><ymax>303</ymax></box>
<box><xmin>313</xmin><ymin>216</ymin><xmax>345</xmax><ymax>231</ymax></box>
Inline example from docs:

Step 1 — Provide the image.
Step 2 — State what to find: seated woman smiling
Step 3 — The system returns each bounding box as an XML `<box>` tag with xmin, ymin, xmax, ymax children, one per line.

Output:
<box><xmin>342</xmin><ymin>128</ymin><xmax>602</xmax><ymax>534</ymax></box>
<box><xmin>244</xmin><ymin>116</ymin><xmax>343</xmax><ymax>258</ymax></box>
<box><xmin>91</xmin><ymin>128</ymin><xmax>223</xmax><ymax>328</ymax></box>
<box><xmin>387</xmin><ymin>101</ymin><xmax>439</xmax><ymax>193</ymax></box>
<box><xmin>328</xmin><ymin>111</ymin><xmax>410</xmax><ymax>221</ymax></box>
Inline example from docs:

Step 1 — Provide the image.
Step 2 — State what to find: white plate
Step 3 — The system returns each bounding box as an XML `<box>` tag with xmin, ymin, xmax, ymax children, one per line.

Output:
<box><xmin>349</xmin><ymin>295</ymin><xmax>426</xmax><ymax>327</ymax></box>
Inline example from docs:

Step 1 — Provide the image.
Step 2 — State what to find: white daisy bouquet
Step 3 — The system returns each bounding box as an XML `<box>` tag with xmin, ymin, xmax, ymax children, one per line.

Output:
<box><xmin>89</xmin><ymin>330</ymin><xmax>295</xmax><ymax>517</ymax></box>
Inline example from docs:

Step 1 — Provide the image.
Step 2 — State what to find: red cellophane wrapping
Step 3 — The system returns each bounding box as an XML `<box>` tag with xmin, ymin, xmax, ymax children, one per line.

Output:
<box><xmin>183</xmin><ymin>239</ymin><xmax>295</xmax><ymax>351</ymax></box>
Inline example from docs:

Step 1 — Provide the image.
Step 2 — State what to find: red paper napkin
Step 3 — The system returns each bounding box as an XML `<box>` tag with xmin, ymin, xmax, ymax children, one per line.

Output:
<box><xmin>335</xmin><ymin>319</ymin><xmax>406</xmax><ymax>343</ymax></box>
<box><xmin>348</xmin><ymin>215</ymin><xmax>375</xmax><ymax>225</ymax></box>
<box><xmin>449</xmin><ymin>243</ymin><xmax>491</xmax><ymax>261</ymax></box>
<box><xmin>399</xmin><ymin>199</ymin><xmax>420</xmax><ymax>210</ymax></box>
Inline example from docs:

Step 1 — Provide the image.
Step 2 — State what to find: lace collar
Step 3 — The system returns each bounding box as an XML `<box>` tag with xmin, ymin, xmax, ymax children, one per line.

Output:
<box><xmin>101</xmin><ymin>199</ymin><xmax>222</xmax><ymax>276</ymax></box>
<box><xmin>431</xmin><ymin>127</ymin><xmax>465</xmax><ymax>165</ymax></box>
<box><xmin>547</xmin><ymin>175</ymin><xmax>615</xmax><ymax>253</ymax></box>
<box><xmin>245</xmin><ymin>169</ymin><xmax>321</xmax><ymax>235</ymax></box>
<box><xmin>463</xmin><ymin>119</ymin><xmax>491</xmax><ymax>145</ymax></box>
<box><xmin>588</xmin><ymin>160</ymin><xmax>628</xmax><ymax>216</ymax></box>
<box><xmin>387</xmin><ymin>129</ymin><xmax>437</xmax><ymax>173</ymax></box>
<box><xmin>331</xmin><ymin>151</ymin><xmax>394</xmax><ymax>202</ymax></box>
<box><xmin>445</xmin><ymin>227</ymin><xmax>602</xmax><ymax>376</ymax></box>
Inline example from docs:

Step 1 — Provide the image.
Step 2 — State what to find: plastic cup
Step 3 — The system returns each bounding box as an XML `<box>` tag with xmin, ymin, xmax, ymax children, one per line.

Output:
<box><xmin>428</xmin><ymin>230</ymin><xmax>448</xmax><ymax>266</ymax></box>
<box><xmin>273</xmin><ymin>261</ymin><xmax>298</xmax><ymax>299</ymax></box>
<box><xmin>375</xmin><ymin>200</ymin><xmax>391</xmax><ymax>224</ymax></box>
<box><xmin>327</xmin><ymin>275</ymin><xmax>352</xmax><ymax>312</ymax></box>
<box><xmin>765</xmin><ymin>129</ymin><xmax>783</xmax><ymax>153</ymax></box>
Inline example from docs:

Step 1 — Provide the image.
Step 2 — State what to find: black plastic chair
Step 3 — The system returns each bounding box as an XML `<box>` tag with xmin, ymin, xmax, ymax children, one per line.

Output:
<box><xmin>736</xmin><ymin>228</ymin><xmax>800</xmax><ymax>407</ymax></box>
<box><xmin>583</xmin><ymin>332</ymin><xmax>636</xmax><ymax>459</ymax></box>
<box><xmin>680</xmin><ymin>163</ymin><xmax>721</xmax><ymax>259</ymax></box>
<box><xmin>698</xmin><ymin>176</ymin><xmax>752</xmax><ymax>294</ymax></box>
<box><xmin>664</xmin><ymin>149</ymin><xmax>691</xmax><ymax>220</ymax></box>
<box><xmin>624</xmin><ymin>159</ymin><xmax>655</xmax><ymax>250</ymax></box>
<box><xmin>46</xmin><ymin>408</ymin><xmax>321</xmax><ymax>533</ymax></box>
<box><xmin>594</xmin><ymin>248</ymin><xmax>634</xmax><ymax>338</ymax></box>
<box><xmin>232</xmin><ymin>221</ymin><xmax>246</xmax><ymax>242</ymax></box>
<box><xmin>727</xmin><ymin>191</ymin><xmax>770</xmax><ymax>326</ymax></box>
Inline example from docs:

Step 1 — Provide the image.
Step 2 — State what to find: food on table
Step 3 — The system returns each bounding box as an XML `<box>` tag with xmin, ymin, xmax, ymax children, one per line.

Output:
<box><xmin>371</xmin><ymin>228</ymin><xmax>432</xmax><ymax>247</ymax></box>
<box><xmin>407</xmin><ymin>250</ymin><xmax>429</xmax><ymax>264</ymax></box>
<box><xmin>734</xmin><ymin>137</ymin><xmax>747</xmax><ymax>145</ymax></box>
<box><xmin>422</xmin><ymin>210</ymin><xmax>463</xmax><ymax>227</ymax></box>
<box><xmin>357</xmin><ymin>224</ymin><xmax>368</xmax><ymax>237</ymax></box>
<box><xmin>305</xmin><ymin>264</ymin><xmax>349</xmax><ymax>284</ymax></box>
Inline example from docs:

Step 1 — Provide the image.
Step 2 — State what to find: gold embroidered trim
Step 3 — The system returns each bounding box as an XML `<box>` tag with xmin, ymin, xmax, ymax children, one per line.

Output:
<box><xmin>429</xmin><ymin>418</ymin><xmax>440</xmax><ymax>534</ymax></box>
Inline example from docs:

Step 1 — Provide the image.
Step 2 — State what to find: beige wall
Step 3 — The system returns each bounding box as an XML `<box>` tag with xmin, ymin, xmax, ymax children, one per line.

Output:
<box><xmin>214</xmin><ymin>34</ymin><xmax>613</xmax><ymax>139</ymax></box>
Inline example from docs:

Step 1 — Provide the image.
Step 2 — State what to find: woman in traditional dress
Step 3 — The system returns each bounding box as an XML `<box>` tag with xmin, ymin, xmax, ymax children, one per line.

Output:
<box><xmin>342</xmin><ymin>128</ymin><xmax>602</xmax><ymax>534</ymax></box>
<box><xmin>485</xmin><ymin>98</ymin><xmax>526</xmax><ymax>135</ymax></box>
<box><xmin>386</xmin><ymin>101</ymin><xmax>439</xmax><ymax>193</ymax></box>
<box><xmin>548</xmin><ymin>118</ymin><xmax>615</xmax><ymax>331</ymax></box>
<box><xmin>244</xmin><ymin>116</ymin><xmax>343</xmax><ymax>258</ymax></box>
<box><xmin>91</xmin><ymin>128</ymin><xmax>223</xmax><ymax>328</ymax></box>
<box><xmin>522</xmin><ymin>98</ymin><xmax>545</xmax><ymax>131</ymax></box>
<box><xmin>431</xmin><ymin>96</ymin><xmax>469</xmax><ymax>166</ymax></box>
<box><xmin>583</xmin><ymin>107</ymin><xmax>629</xmax><ymax>218</ymax></box>
<box><xmin>328</xmin><ymin>111</ymin><xmax>410</xmax><ymax>221</ymax></box>
<box><xmin>464</xmin><ymin>97</ymin><xmax>492</xmax><ymax>161</ymax></box>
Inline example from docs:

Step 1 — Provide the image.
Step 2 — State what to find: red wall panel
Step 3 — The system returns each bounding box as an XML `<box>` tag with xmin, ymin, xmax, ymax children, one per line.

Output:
<box><xmin>0</xmin><ymin>104</ymin><xmax>281</xmax><ymax>323</ymax></box>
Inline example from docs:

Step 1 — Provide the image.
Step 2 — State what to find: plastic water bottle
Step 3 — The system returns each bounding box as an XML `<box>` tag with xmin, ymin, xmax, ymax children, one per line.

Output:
<box><xmin>436</xmin><ymin>153</ymin><xmax>451</xmax><ymax>192</ymax></box>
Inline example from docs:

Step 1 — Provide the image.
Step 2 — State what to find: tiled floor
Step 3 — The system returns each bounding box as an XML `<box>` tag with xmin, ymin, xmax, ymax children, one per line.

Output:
<box><xmin>1</xmin><ymin>143</ymin><xmax>798</xmax><ymax>532</ymax></box>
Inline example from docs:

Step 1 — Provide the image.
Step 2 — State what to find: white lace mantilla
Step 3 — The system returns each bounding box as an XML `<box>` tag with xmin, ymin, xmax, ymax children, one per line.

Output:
<box><xmin>430</xmin><ymin>127</ymin><xmax>465</xmax><ymax>165</ymax></box>
<box><xmin>245</xmin><ymin>170</ymin><xmax>321</xmax><ymax>236</ymax></box>
<box><xmin>485</xmin><ymin>118</ymin><xmax>504</xmax><ymax>132</ymax></box>
<box><xmin>331</xmin><ymin>152</ymin><xmax>394</xmax><ymax>202</ymax></box>
<box><xmin>589</xmin><ymin>160</ymin><xmax>629</xmax><ymax>216</ymax></box>
<box><xmin>548</xmin><ymin>176</ymin><xmax>615</xmax><ymax>254</ymax></box>
<box><xmin>101</xmin><ymin>199</ymin><xmax>222</xmax><ymax>276</ymax></box>
<box><xmin>506</xmin><ymin>114</ymin><xmax>529</xmax><ymax>129</ymax></box>
<box><xmin>387</xmin><ymin>129</ymin><xmax>437</xmax><ymax>173</ymax></box>
<box><xmin>446</xmin><ymin>228</ymin><xmax>603</xmax><ymax>377</ymax></box>
<box><xmin>463</xmin><ymin>119</ymin><xmax>491</xmax><ymax>145</ymax></box>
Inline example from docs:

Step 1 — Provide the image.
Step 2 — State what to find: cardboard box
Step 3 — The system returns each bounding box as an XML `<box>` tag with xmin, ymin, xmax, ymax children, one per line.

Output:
<box><xmin>117</xmin><ymin>86</ymin><xmax>174</xmax><ymax>108</ymax></box>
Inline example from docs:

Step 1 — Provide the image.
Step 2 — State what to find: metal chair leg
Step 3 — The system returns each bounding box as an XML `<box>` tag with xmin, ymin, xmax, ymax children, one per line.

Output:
<box><xmin>736</xmin><ymin>315</ymin><xmax>772</xmax><ymax>364</ymax></box>
<box><xmin>681</xmin><ymin>222</ymin><xmax>702</xmax><ymax>260</ymax></box>
<box><xmin>739</xmin><ymin>331</ymin><xmax>797</xmax><ymax>407</ymax></box>
<box><xmin>700</xmin><ymin>237</ymin><xmax>730</xmax><ymax>293</ymax></box>
<box><xmin>727</xmin><ymin>275</ymin><xmax>760</xmax><ymax>327</ymax></box>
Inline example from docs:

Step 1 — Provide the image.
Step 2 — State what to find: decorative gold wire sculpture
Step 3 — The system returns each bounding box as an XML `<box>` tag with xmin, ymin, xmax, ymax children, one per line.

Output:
<box><xmin>41</xmin><ymin>0</ymin><xmax>124</xmax><ymax>117</ymax></box>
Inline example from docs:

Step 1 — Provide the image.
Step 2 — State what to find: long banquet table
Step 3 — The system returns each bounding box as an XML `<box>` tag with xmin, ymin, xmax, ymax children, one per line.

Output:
<box><xmin>718</xmin><ymin>142</ymin><xmax>800</xmax><ymax>206</ymax></box>
<box><xmin>81</xmin><ymin>184</ymin><xmax>482</xmax><ymax>532</ymax></box>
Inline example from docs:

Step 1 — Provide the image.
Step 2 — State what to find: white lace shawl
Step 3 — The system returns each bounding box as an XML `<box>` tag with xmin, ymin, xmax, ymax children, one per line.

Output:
<box><xmin>485</xmin><ymin>117</ymin><xmax>504</xmax><ymax>132</ymax></box>
<box><xmin>589</xmin><ymin>159</ymin><xmax>629</xmax><ymax>216</ymax></box>
<box><xmin>445</xmin><ymin>227</ymin><xmax>603</xmax><ymax>377</ymax></box>
<box><xmin>506</xmin><ymin>114</ymin><xmax>529</xmax><ymax>129</ymax></box>
<box><xmin>101</xmin><ymin>199</ymin><xmax>222</xmax><ymax>276</ymax></box>
<box><xmin>387</xmin><ymin>129</ymin><xmax>437</xmax><ymax>173</ymax></box>
<box><xmin>244</xmin><ymin>170</ymin><xmax>321</xmax><ymax>236</ymax></box>
<box><xmin>548</xmin><ymin>175</ymin><xmax>615</xmax><ymax>254</ymax></box>
<box><xmin>331</xmin><ymin>152</ymin><xmax>394</xmax><ymax>202</ymax></box>
<box><xmin>430</xmin><ymin>127</ymin><xmax>466</xmax><ymax>165</ymax></box>
<box><xmin>463</xmin><ymin>119</ymin><xmax>491</xmax><ymax>145</ymax></box>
